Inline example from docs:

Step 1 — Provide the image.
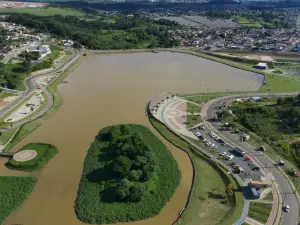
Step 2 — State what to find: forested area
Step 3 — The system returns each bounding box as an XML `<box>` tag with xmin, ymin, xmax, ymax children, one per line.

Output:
<box><xmin>222</xmin><ymin>95</ymin><xmax>300</xmax><ymax>167</ymax></box>
<box><xmin>6</xmin><ymin>14</ymin><xmax>180</xmax><ymax>50</ymax></box>
<box><xmin>75</xmin><ymin>124</ymin><xmax>180</xmax><ymax>224</ymax></box>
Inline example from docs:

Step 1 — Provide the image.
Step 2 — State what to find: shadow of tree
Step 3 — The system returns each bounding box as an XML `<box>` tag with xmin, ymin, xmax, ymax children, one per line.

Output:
<box><xmin>207</xmin><ymin>191</ymin><xmax>225</xmax><ymax>199</ymax></box>
<box><xmin>87</xmin><ymin>165</ymin><xmax>116</xmax><ymax>183</ymax></box>
<box><xmin>100</xmin><ymin>187</ymin><xmax>119</xmax><ymax>203</ymax></box>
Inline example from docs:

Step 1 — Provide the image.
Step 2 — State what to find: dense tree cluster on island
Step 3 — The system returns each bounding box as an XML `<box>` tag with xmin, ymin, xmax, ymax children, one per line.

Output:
<box><xmin>75</xmin><ymin>124</ymin><xmax>180</xmax><ymax>224</ymax></box>
<box><xmin>106</xmin><ymin>125</ymin><xmax>159</xmax><ymax>202</ymax></box>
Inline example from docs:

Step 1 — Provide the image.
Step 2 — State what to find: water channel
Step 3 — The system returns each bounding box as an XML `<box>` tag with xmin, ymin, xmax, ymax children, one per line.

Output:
<box><xmin>0</xmin><ymin>52</ymin><xmax>264</xmax><ymax>225</ymax></box>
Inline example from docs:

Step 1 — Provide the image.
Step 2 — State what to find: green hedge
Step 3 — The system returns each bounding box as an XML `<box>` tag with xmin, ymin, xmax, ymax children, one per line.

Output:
<box><xmin>75</xmin><ymin>124</ymin><xmax>181</xmax><ymax>224</ymax></box>
<box><xmin>7</xmin><ymin>143</ymin><xmax>58</xmax><ymax>171</ymax></box>
<box><xmin>0</xmin><ymin>176</ymin><xmax>37</xmax><ymax>224</ymax></box>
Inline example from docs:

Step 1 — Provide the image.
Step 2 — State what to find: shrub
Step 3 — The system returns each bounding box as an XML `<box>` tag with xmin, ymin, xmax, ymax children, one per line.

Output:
<box><xmin>0</xmin><ymin>176</ymin><xmax>37</xmax><ymax>224</ymax></box>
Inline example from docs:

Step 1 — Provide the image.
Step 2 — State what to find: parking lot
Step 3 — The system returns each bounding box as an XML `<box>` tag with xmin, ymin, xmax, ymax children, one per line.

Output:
<box><xmin>192</xmin><ymin>126</ymin><xmax>263</xmax><ymax>181</ymax></box>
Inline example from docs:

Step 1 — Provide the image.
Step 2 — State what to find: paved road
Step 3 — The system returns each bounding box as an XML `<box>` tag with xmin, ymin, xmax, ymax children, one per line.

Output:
<box><xmin>205</xmin><ymin>93</ymin><xmax>299</xmax><ymax>225</ymax></box>
<box><xmin>0</xmin><ymin>50</ymin><xmax>82</xmax><ymax>132</ymax></box>
<box><xmin>0</xmin><ymin>50</ymin><xmax>80</xmax><ymax>117</ymax></box>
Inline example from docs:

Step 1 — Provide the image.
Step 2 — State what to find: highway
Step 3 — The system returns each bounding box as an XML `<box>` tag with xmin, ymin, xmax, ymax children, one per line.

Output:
<box><xmin>205</xmin><ymin>93</ymin><xmax>299</xmax><ymax>225</ymax></box>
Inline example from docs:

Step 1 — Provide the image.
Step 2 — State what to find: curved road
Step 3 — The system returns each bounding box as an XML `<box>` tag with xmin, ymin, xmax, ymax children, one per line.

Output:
<box><xmin>204</xmin><ymin>93</ymin><xmax>299</xmax><ymax>225</ymax></box>
<box><xmin>0</xmin><ymin>50</ymin><xmax>83</xmax><ymax>131</ymax></box>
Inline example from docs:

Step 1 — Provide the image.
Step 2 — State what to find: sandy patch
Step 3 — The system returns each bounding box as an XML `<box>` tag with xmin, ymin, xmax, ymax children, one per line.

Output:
<box><xmin>5</xmin><ymin>92</ymin><xmax>44</xmax><ymax>123</ymax></box>
<box><xmin>13</xmin><ymin>150</ymin><xmax>37</xmax><ymax>162</ymax></box>
<box><xmin>168</xmin><ymin>118</ymin><xmax>181</xmax><ymax>130</ymax></box>
<box><xmin>0</xmin><ymin>96</ymin><xmax>19</xmax><ymax>110</ymax></box>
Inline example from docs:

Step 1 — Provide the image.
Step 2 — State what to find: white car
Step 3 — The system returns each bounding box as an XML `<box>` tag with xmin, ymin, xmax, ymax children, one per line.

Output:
<box><xmin>220</xmin><ymin>152</ymin><xmax>227</xmax><ymax>156</ymax></box>
<box><xmin>284</xmin><ymin>205</ymin><xmax>290</xmax><ymax>212</ymax></box>
<box><xmin>225</xmin><ymin>154</ymin><xmax>234</xmax><ymax>160</ymax></box>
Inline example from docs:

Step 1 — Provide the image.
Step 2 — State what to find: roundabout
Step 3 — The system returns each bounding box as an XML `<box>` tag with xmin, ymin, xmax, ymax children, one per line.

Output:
<box><xmin>13</xmin><ymin>150</ymin><xmax>37</xmax><ymax>162</ymax></box>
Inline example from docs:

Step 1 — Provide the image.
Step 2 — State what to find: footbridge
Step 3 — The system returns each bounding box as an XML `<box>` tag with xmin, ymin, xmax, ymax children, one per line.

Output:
<box><xmin>0</xmin><ymin>152</ymin><xmax>15</xmax><ymax>157</ymax></box>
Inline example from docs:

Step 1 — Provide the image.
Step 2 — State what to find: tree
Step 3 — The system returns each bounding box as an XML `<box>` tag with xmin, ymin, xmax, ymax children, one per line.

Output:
<box><xmin>73</xmin><ymin>42</ymin><xmax>82</xmax><ymax>49</ymax></box>
<box><xmin>129</xmin><ymin>170</ymin><xmax>140</xmax><ymax>181</ymax></box>
<box><xmin>128</xmin><ymin>183</ymin><xmax>146</xmax><ymax>202</ymax></box>
<box><xmin>112</xmin><ymin>156</ymin><xmax>132</xmax><ymax>177</ymax></box>
<box><xmin>115</xmin><ymin>178</ymin><xmax>133</xmax><ymax>200</ymax></box>
<box><xmin>277</xmin><ymin>97</ymin><xmax>284</xmax><ymax>105</ymax></box>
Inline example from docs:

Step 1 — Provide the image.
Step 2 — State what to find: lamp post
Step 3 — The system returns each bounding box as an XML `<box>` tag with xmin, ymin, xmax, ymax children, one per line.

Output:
<box><xmin>200</xmin><ymin>81</ymin><xmax>204</xmax><ymax>101</ymax></box>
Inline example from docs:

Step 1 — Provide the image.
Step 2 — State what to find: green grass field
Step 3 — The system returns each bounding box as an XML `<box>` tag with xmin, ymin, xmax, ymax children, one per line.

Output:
<box><xmin>149</xmin><ymin>118</ymin><xmax>244</xmax><ymax>225</ymax></box>
<box><xmin>0</xmin><ymin>7</ymin><xmax>86</xmax><ymax>17</ymax></box>
<box><xmin>0</xmin><ymin>127</ymin><xmax>18</xmax><ymax>145</ymax></box>
<box><xmin>184</xmin><ymin>94</ymin><xmax>223</xmax><ymax>105</ymax></box>
<box><xmin>248</xmin><ymin>202</ymin><xmax>272</xmax><ymax>224</ymax></box>
<box><xmin>186</xmin><ymin>102</ymin><xmax>202</xmax><ymax>128</ymax></box>
<box><xmin>6</xmin><ymin>143</ymin><xmax>58</xmax><ymax>171</ymax></box>
<box><xmin>262</xmin><ymin>191</ymin><xmax>273</xmax><ymax>201</ymax></box>
<box><xmin>0</xmin><ymin>176</ymin><xmax>37</xmax><ymax>225</ymax></box>
<box><xmin>238</xmin><ymin>17</ymin><xmax>262</xmax><ymax>28</ymax></box>
<box><xmin>75</xmin><ymin>124</ymin><xmax>180</xmax><ymax>224</ymax></box>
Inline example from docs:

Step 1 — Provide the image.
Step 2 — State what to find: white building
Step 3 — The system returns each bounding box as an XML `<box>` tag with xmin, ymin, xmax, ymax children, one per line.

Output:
<box><xmin>254</xmin><ymin>62</ymin><xmax>268</xmax><ymax>70</ymax></box>
<box><xmin>27</xmin><ymin>45</ymin><xmax>51</xmax><ymax>59</ymax></box>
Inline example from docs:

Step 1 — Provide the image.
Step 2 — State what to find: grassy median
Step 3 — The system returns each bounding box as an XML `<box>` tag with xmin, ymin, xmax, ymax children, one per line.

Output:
<box><xmin>248</xmin><ymin>201</ymin><xmax>272</xmax><ymax>224</ymax></box>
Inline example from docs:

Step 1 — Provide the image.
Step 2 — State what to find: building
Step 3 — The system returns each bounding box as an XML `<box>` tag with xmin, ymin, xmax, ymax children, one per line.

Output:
<box><xmin>27</xmin><ymin>45</ymin><xmax>51</xmax><ymax>59</ymax></box>
<box><xmin>254</xmin><ymin>62</ymin><xmax>268</xmax><ymax>70</ymax></box>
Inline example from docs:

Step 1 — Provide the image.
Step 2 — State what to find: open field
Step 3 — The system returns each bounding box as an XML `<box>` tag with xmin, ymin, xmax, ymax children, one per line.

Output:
<box><xmin>184</xmin><ymin>94</ymin><xmax>225</xmax><ymax>105</ymax></box>
<box><xmin>248</xmin><ymin>201</ymin><xmax>272</xmax><ymax>224</ymax></box>
<box><xmin>238</xmin><ymin>17</ymin><xmax>262</xmax><ymax>28</ymax></box>
<box><xmin>6</xmin><ymin>143</ymin><xmax>58</xmax><ymax>171</ymax></box>
<box><xmin>186</xmin><ymin>16</ymin><xmax>241</xmax><ymax>28</ymax></box>
<box><xmin>150</xmin><ymin>118</ymin><xmax>244</xmax><ymax>225</ymax></box>
<box><xmin>0</xmin><ymin>7</ymin><xmax>86</xmax><ymax>17</ymax></box>
<box><xmin>0</xmin><ymin>176</ymin><xmax>37</xmax><ymax>225</ymax></box>
<box><xmin>75</xmin><ymin>124</ymin><xmax>180</xmax><ymax>224</ymax></box>
<box><xmin>154</xmin><ymin>17</ymin><xmax>201</xmax><ymax>27</ymax></box>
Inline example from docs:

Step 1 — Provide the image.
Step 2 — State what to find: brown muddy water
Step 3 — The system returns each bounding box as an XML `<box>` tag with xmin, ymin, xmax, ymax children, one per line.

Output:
<box><xmin>1</xmin><ymin>52</ymin><xmax>263</xmax><ymax>225</ymax></box>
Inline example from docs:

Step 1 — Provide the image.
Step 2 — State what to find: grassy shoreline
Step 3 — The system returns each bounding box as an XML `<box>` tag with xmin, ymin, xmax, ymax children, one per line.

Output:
<box><xmin>75</xmin><ymin>124</ymin><xmax>180</xmax><ymax>224</ymax></box>
<box><xmin>149</xmin><ymin>117</ymin><xmax>244</xmax><ymax>225</ymax></box>
<box><xmin>2</xmin><ymin>54</ymin><xmax>85</xmax><ymax>152</ymax></box>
